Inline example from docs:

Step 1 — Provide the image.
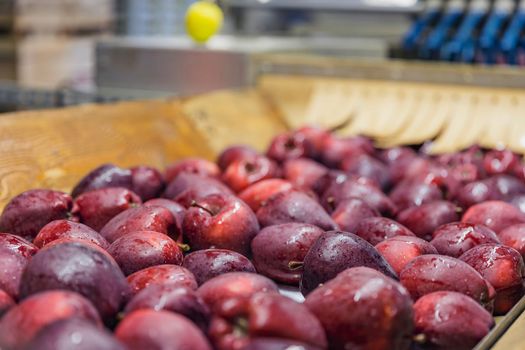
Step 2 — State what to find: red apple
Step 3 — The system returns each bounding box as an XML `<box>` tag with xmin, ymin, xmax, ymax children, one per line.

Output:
<box><xmin>0</xmin><ymin>189</ymin><xmax>72</xmax><ymax>241</ymax></box>
<box><xmin>34</xmin><ymin>219</ymin><xmax>109</xmax><ymax>249</ymax></box>
<box><xmin>209</xmin><ymin>292</ymin><xmax>327</xmax><ymax>350</ymax></box>
<box><xmin>376</xmin><ymin>235</ymin><xmax>437</xmax><ymax>275</ymax></box>
<box><xmin>222</xmin><ymin>155</ymin><xmax>279</xmax><ymax>193</ymax></box>
<box><xmin>164</xmin><ymin>158</ymin><xmax>220</xmax><ymax>182</ymax></box>
<box><xmin>197</xmin><ymin>272</ymin><xmax>278</xmax><ymax>312</ymax></box>
<box><xmin>238</xmin><ymin>179</ymin><xmax>294</xmax><ymax>212</ymax></box>
<box><xmin>163</xmin><ymin>173</ymin><xmax>233</xmax><ymax>207</ymax></box>
<box><xmin>183</xmin><ymin>193</ymin><xmax>259</xmax><ymax>256</ymax></box>
<box><xmin>130</xmin><ymin>166</ymin><xmax>165</xmax><ymax>201</ymax></box>
<box><xmin>71</xmin><ymin>187</ymin><xmax>142</xmax><ymax>231</ymax></box>
<box><xmin>282</xmin><ymin>158</ymin><xmax>327</xmax><ymax>191</ymax></box>
<box><xmin>116</xmin><ymin>309</ymin><xmax>212</xmax><ymax>350</ymax></box>
<box><xmin>0</xmin><ymin>232</ymin><xmax>38</xmax><ymax>258</ymax></box>
<box><xmin>0</xmin><ymin>290</ymin><xmax>101</xmax><ymax>350</ymax></box>
<box><xmin>462</xmin><ymin>200</ymin><xmax>525</xmax><ymax>234</ymax></box>
<box><xmin>108</xmin><ymin>230</ymin><xmax>183</xmax><ymax>275</ymax></box>
<box><xmin>257</xmin><ymin>190</ymin><xmax>337</xmax><ymax>231</ymax></box>
<box><xmin>127</xmin><ymin>264</ymin><xmax>198</xmax><ymax>296</ymax></box>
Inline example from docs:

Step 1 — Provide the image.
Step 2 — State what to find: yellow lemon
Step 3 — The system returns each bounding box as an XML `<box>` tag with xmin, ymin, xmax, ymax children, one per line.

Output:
<box><xmin>185</xmin><ymin>1</ymin><xmax>223</xmax><ymax>43</ymax></box>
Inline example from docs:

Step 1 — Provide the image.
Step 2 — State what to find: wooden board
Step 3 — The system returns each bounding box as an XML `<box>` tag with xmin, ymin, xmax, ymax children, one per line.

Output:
<box><xmin>0</xmin><ymin>88</ymin><xmax>285</xmax><ymax>209</ymax></box>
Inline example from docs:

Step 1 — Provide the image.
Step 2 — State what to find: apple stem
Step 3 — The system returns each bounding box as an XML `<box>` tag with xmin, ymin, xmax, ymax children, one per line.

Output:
<box><xmin>191</xmin><ymin>201</ymin><xmax>214</xmax><ymax>216</ymax></box>
<box><xmin>233</xmin><ymin>317</ymin><xmax>249</xmax><ymax>337</ymax></box>
<box><xmin>413</xmin><ymin>333</ymin><xmax>427</xmax><ymax>344</ymax></box>
<box><xmin>288</xmin><ymin>261</ymin><xmax>304</xmax><ymax>270</ymax></box>
<box><xmin>177</xmin><ymin>243</ymin><xmax>191</xmax><ymax>252</ymax></box>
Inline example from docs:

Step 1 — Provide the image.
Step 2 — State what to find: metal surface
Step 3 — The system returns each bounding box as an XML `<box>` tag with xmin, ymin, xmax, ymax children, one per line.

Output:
<box><xmin>251</xmin><ymin>53</ymin><xmax>525</xmax><ymax>89</ymax></box>
<box><xmin>95</xmin><ymin>36</ymin><xmax>387</xmax><ymax>96</ymax></box>
<box><xmin>228</xmin><ymin>0</ymin><xmax>422</xmax><ymax>13</ymax></box>
<box><xmin>0</xmin><ymin>80</ymin><xmax>131</xmax><ymax>111</ymax></box>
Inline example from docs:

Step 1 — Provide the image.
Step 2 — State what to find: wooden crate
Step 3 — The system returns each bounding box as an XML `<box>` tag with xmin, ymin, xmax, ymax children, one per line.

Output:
<box><xmin>0</xmin><ymin>72</ymin><xmax>525</xmax><ymax>349</ymax></box>
<box><xmin>15</xmin><ymin>0</ymin><xmax>114</xmax><ymax>34</ymax></box>
<box><xmin>16</xmin><ymin>35</ymin><xmax>98</xmax><ymax>90</ymax></box>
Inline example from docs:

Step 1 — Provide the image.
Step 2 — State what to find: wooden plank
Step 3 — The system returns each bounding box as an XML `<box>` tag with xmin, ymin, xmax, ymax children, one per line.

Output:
<box><xmin>491</xmin><ymin>307</ymin><xmax>525</xmax><ymax>350</ymax></box>
<box><xmin>180</xmin><ymin>88</ymin><xmax>287</xmax><ymax>153</ymax></box>
<box><xmin>0</xmin><ymin>99</ymin><xmax>214</xmax><ymax>209</ymax></box>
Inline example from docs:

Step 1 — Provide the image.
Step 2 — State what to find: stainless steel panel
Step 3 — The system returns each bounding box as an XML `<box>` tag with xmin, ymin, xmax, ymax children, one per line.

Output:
<box><xmin>95</xmin><ymin>36</ymin><xmax>387</xmax><ymax>95</ymax></box>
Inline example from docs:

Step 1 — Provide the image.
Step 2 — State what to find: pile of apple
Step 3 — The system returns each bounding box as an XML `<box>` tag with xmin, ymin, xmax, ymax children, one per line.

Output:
<box><xmin>1</xmin><ymin>126</ymin><xmax>525</xmax><ymax>350</ymax></box>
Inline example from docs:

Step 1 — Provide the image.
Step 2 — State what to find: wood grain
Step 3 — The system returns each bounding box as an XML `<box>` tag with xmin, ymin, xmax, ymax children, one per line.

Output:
<box><xmin>0</xmin><ymin>99</ymin><xmax>214</xmax><ymax>208</ymax></box>
<box><xmin>0</xmin><ymin>88</ymin><xmax>286</xmax><ymax>209</ymax></box>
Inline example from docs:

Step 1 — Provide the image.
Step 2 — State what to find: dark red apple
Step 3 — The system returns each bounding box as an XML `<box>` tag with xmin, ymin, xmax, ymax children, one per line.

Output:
<box><xmin>300</xmin><ymin>231</ymin><xmax>397</xmax><ymax>295</ymax></box>
<box><xmin>483</xmin><ymin>149</ymin><xmax>519</xmax><ymax>175</ymax></box>
<box><xmin>222</xmin><ymin>155</ymin><xmax>279</xmax><ymax>193</ymax></box>
<box><xmin>397</xmin><ymin>200</ymin><xmax>460</xmax><ymax>241</ymax></box>
<box><xmin>430</xmin><ymin>222</ymin><xmax>500</xmax><ymax>258</ymax></box>
<box><xmin>108</xmin><ymin>230</ymin><xmax>183</xmax><ymax>275</ymax></box>
<box><xmin>354</xmin><ymin>216</ymin><xmax>414</xmax><ymax>246</ymax></box>
<box><xmin>294</xmin><ymin>126</ymin><xmax>331</xmax><ymax>160</ymax></box>
<box><xmin>389</xmin><ymin>180</ymin><xmax>442</xmax><ymax>212</ymax></box>
<box><xmin>305</xmin><ymin>267</ymin><xmax>413</xmax><ymax>350</ymax></box>
<box><xmin>459</xmin><ymin>243</ymin><xmax>525</xmax><ymax>314</ymax></box>
<box><xmin>239</xmin><ymin>338</ymin><xmax>322</xmax><ymax>350</ymax></box>
<box><xmin>144</xmin><ymin>198</ymin><xmax>185</xmax><ymax>223</ymax></box>
<box><xmin>130</xmin><ymin>166</ymin><xmax>164</xmax><ymax>201</ymax></box>
<box><xmin>499</xmin><ymin>223</ymin><xmax>525</xmax><ymax>259</ymax></box>
<box><xmin>455</xmin><ymin>178</ymin><xmax>499</xmax><ymax>209</ymax></box>
<box><xmin>330</xmin><ymin>197</ymin><xmax>379</xmax><ymax>233</ymax></box>
<box><xmin>183</xmin><ymin>193</ymin><xmax>259</xmax><ymax>256</ymax></box>
<box><xmin>164</xmin><ymin>157</ymin><xmax>220</xmax><ymax>182</ymax></box>
<box><xmin>0</xmin><ymin>290</ymin><xmax>101</xmax><ymax>350</ymax></box>
<box><xmin>378</xmin><ymin>146</ymin><xmax>417</xmax><ymax>165</ymax></box>
<box><xmin>124</xmin><ymin>284</ymin><xmax>210</xmax><ymax>331</ymax></box>
<box><xmin>71</xmin><ymin>164</ymin><xmax>132</xmax><ymax>198</ymax></box>
<box><xmin>19</xmin><ymin>241</ymin><xmax>130</xmax><ymax>320</ymax></box>
<box><xmin>462</xmin><ymin>200</ymin><xmax>525</xmax><ymax>234</ymax></box>
<box><xmin>311</xmin><ymin>169</ymin><xmax>348</xmax><ymax>196</ymax></box>
<box><xmin>127</xmin><ymin>264</ymin><xmax>198</xmax><ymax>295</ymax></box>
<box><xmin>282</xmin><ymin>158</ymin><xmax>327</xmax><ymax>191</ymax></box>
<box><xmin>238</xmin><ymin>179</ymin><xmax>294</xmax><ymax>212</ymax></box>
<box><xmin>163</xmin><ymin>172</ymin><xmax>233</xmax><ymax>207</ymax></box>
<box><xmin>0</xmin><ymin>189</ymin><xmax>72</xmax><ymax>241</ymax></box>
<box><xmin>0</xmin><ymin>232</ymin><xmax>38</xmax><ymax>258</ymax></box>
<box><xmin>340</xmin><ymin>153</ymin><xmax>391</xmax><ymax>190</ymax></box>
<box><xmin>399</xmin><ymin>254</ymin><xmax>495</xmax><ymax>306</ymax></box>
<box><xmin>510</xmin><ymin>194</ymin><xmax>525</xmax><ymax>214</ymax></box>
<box><xmin>217</xmin><ymin>145</ymin><xmax>259</xmax><ymax>171</ymax></box>
<box><xmin>257</xmin><ymin>190</ymin><xmax>337</xmax><ymax>231</ymax></box>
<box><xmin>0</xmin><ymin>289</ymin><xmax>14</xmax><ymax>317</ymax></box>
<box><xmin>26</xmin><ymin>318</ymin><xmax>126</xmax><ymax>350</ymax></box>
<box><xmin>251</xmin><ymin>223</ymin><xmax>325</xmax><ymax>284</ymax></box>
<box><xmin>34</xmin><ymin>219</ymin><xmax>109</xmax><ymax>249</ymax></box>
<box><xmin>266</xmin><ymin>131</ymin><xmax>309</xmax><ymax>163</ymax></box>
<box><xmin>320</xmin><ymin>135</ymin><xmax>374</xmax><ymax>168</ymax></box>
<box><xmin>197</xmin><ymin>272</ymin><xmax>278</xmax><ymax>312</ymax></box>
<box><xmin>413</xmin><ymin>291</ymin><xmax>494</xmax><ymax>350</ymax></box>
<box><xmin>71</xmin><ymin>187</ymin><xmax>142</xmax><ymax>231</ymax></box>
<box><xmin>321</xmin><ymin>177</ymin><xmax>396</xmax><ymax>216</ymax></box>
<box><xmin>0</xmin><ymin>247</ymin><xmax>28</xmax><ymax>299</ymax></box>
<box><xmin>376</xmin><ymin>235</ymin><xmax>437</xmax><ymax>275</ymax></box>
<box><xmin>209</xmin><ymin>292</ymin><xmax>327</xmax><ymax>350</ymax></box>
<box><xmin>115</xmin><ymin>309</ymin><xmax>212</xmax><ymax>350</ymax></box>
<box><xmin>183</xmin><ymin>249</ymin><xmax>256</xmax><ymax>285</ymax></box>
<box><xmin>100</xmin><ymin>205</ymin><xmax>177</xmax><ymax>243</ymax></box>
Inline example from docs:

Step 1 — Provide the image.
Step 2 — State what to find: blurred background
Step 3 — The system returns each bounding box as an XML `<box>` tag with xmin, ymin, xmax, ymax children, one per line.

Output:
<box><xmin>0</xmin><ymin>0</ymin><xmax>524</xmax><ymax>111</ymax></box>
